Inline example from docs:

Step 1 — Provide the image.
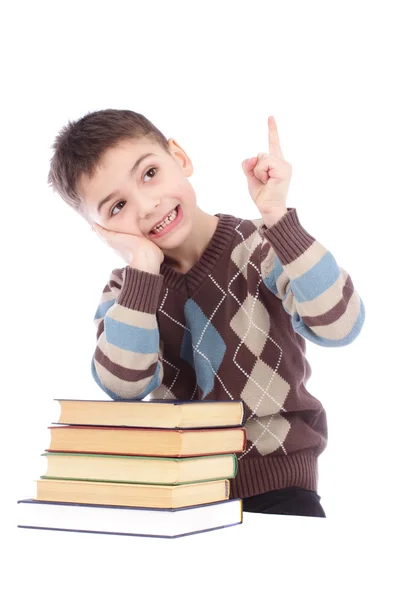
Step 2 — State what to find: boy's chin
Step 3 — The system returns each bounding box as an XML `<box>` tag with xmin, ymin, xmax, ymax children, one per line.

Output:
<box><xmin>155</xmin><ymin>235</ymin><xmax>186</xmax><ymax>250</ymax></box>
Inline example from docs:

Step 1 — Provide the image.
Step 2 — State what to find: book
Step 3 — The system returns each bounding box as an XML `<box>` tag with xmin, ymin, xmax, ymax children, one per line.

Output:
<box><xmin>34</xmin><ymin>478</ymin><xmax>230</xmax><ymax>509</ymax></box>
<box><xmin>46</xmin><ymin>425</ymin><xmax>247</xmax><ymax>457</ymax></box>
<box><xmin>40</xmin><ymin>452</ymin><xmax>238</xmax><ymax>485</ymax></box>
<box><xmin>17</xmin><ymin>498</ymin><xmax>243</xmax><ymax>538</ymax></box>
<box><xmin>54</xmin><ymin>399</ymin><xmax>245</xmax><ymax>429</ymax></box>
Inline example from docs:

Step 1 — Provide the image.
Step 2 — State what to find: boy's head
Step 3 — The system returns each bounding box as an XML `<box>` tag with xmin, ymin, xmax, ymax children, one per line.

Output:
<box><xmin>48</xmin><ymin>109</ymin><xmax>198</xmax><ymax>249</ymax></box>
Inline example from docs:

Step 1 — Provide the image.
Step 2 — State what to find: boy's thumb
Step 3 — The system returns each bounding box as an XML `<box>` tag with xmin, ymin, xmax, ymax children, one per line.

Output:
<box><xmin>242</xmin><ymin>157</ymin><xmax>256</xmax><ymax>177</ymax></box>
<box><xmin>241</xmin><ymin>160</ymin><xmax>249</xmax><ymax>178</ymax></box>
<box><xmin>92</xmin><ymin>223</ymin><xmax>107</xmax><ymax>241</ymax></box>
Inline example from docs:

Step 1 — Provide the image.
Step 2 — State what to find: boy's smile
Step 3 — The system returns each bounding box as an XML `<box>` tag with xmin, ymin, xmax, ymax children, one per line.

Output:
<box><xmin>148</xmin><ymin>204</ymin><xmax>184</xmax><ymax>239</ymax></box>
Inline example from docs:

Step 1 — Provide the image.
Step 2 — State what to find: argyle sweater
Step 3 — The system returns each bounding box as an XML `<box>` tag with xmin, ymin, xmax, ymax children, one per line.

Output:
<box><xmin>91</xmin><ymin>208</ymin><xmax>365</xmax><ymax>498</ymax></box>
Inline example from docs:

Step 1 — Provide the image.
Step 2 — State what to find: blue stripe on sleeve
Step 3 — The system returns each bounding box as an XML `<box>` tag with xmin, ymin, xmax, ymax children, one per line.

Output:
<box><xmin>263</xmin><ymin>256</ymin><xmax>284</xmax><ymax>295</ymax></box>
<box><xmin>104</xmin><ymin>316</ymin><xmax>159</xmax><ymax>354</ymax></box>
<box><xmin>290</xmin><ymin>252</ymin><xmax>341</xmax><ymax>303</ymax></box>
<box><xmin>94</xmin><ymin>299</ymin><xmax>116</xmax><ymax>320</ymax></box>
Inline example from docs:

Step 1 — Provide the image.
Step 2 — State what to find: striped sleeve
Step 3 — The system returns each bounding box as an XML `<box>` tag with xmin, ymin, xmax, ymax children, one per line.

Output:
<box><xmin>258</xmin><ymin>208</ymin><xmax>365</xmax><ymax>347</ymax></box>
<box><xmin>91</xmin><ymin>266</ymin><xmax>165</xmax><ymax>400</ymax></box>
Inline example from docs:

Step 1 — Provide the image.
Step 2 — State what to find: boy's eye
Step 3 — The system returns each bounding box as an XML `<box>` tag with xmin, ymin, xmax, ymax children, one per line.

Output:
<box><xmin>144</xmin><ymin>166</ymin><xmax>157</xmax><ymax>182</ymax></box>
<box><xmin>110</xmin><ymin>167</ymin><xmax>158</xmax><ymax>217</ymax></box>
<box><xmin>110</xmin><ymin>200</ymin><xmax>126</xmax><ymax>217</ymax></box>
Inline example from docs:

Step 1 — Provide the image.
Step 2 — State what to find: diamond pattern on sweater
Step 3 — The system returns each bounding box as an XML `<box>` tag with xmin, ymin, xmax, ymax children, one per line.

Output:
<box><xmin>230</xmin><ymin>293</ymin><xmax>271</xmax><ymax>356</ymax></box>
<box><xmin>230</xmin><ymin>228</ymin><xmax>261</xmax><ymax>279</ymax></box>
<box><xmin>242</xmin><ymin>414</ymin><xmax>291</xmax><ymax>456</ymax></box>
<box><xmin>241</xmin><ymin>357</ymin><xmax>290</xmax><ymax>417</ymax></box>
<box><xmin>180</xmin><ymin>299</ymin><xmax>227</xmax><ymax>399</ymax></box>
<box><xmin>226</xmin><ymin>223</ymin><xmax>291</xmax><ymax>456</ymax></box>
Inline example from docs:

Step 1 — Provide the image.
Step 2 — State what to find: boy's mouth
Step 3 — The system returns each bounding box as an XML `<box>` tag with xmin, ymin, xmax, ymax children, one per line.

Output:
<box><xmin>149</xmin><ymin>204</ymin><xmax>182</xmax><ymax>238</ymax></box>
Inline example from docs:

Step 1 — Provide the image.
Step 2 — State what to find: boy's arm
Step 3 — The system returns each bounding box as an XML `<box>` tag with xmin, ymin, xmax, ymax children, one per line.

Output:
<box><xmin>258</xmin><ymin>208</ymin><xmax>365</xmax><ymax>347</ymax></box>
<box><xmin>91</xmin><ymin>266</ymin><xmax>164</xmax><ymax>400</ymax></box>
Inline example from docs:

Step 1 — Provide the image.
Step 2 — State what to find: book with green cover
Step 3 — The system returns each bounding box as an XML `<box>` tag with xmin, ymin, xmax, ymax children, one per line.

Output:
<box><xmin>40</xmin><ymin>452</ymin><xmax>238</xmax><ymax>485</ymax></box>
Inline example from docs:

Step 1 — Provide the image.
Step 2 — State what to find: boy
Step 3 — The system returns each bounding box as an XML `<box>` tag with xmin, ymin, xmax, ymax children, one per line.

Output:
<box><xmin>48</xmin><ymin>109</ymin><xmax>365</xmax><ymax>518</ymax></box>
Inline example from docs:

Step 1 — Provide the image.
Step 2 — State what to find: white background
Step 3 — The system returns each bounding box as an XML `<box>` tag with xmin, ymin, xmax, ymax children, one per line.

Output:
<box><xmin>3</xmin><ymin>0</ymin><xmax>399</xmax><ymax>595</ymax></box>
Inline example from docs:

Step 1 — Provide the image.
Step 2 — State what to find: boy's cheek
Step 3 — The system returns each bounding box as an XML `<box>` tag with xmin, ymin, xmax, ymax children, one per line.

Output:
<box><xmin>118</xmin><ymin>221</ymin><xmax>146</xmax><ymax>238</ymax></box>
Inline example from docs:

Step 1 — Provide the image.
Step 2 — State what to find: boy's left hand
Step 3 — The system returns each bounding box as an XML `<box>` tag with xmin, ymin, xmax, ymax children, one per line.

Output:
<box><xmin>241</xmin><ymin>116</ymin><xmax>292</xmax><ymax>226</ymax></box>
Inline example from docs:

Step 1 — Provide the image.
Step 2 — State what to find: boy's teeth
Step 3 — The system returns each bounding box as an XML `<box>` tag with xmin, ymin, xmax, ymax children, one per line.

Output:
<box><xmin>151</xmin><ymin>208</ymin><xmax>177</xmax><ymax>233</ymax></box>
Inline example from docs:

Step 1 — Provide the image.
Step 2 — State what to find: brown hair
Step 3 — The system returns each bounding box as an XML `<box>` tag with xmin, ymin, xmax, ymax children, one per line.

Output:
<box><xmin>47</xmin><ymin>109</ymin><xmax>171</xmax><ymax>220</ymax></box>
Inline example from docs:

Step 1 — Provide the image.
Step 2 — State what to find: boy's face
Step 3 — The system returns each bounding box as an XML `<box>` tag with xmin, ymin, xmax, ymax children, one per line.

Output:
<box><xmin>79</xmin><ymin>137</ymin><xmax>197</xmax><ymax>251</ymax></box>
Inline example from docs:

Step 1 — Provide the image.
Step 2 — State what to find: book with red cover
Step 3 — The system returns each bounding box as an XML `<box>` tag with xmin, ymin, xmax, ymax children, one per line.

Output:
<box><xmin>46</xmin><ymin>425</ymin><xmax>247</xmax><ymax>457</ymax></box>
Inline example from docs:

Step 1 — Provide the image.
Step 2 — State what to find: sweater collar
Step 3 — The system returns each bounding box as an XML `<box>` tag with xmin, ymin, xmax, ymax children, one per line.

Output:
<box><xmin>159</xmin><ymin>213</ymin><xmax>238</xmax><ymax>296</ymax></box>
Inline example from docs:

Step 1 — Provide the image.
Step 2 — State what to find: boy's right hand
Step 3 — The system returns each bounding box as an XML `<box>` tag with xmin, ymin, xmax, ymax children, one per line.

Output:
<box><xmin>92</xmin><ymin>223</ymin><xmax>164</xmax><ymax>274</ymax></box>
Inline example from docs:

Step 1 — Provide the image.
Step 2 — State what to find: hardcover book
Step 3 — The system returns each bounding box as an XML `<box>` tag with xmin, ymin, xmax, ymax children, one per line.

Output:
<box><xmin>46</xmin><ymin>425</ymin><xmax>247</xmax><ymax>457</ymax></box>
<box><xmin>41</xmin><ymin>452</ymin><xmax>238</xmax><ymax>484</ymax></box>
<box><xmin>17</xmin><ymin>498</ymin><xmax>243</xmax><ymax>538</ymax></box>
<box><xmin>34</xmin><ymin>477</ymin><xmax>230</xmax><ymax>509</ymax></box>
<box><xmin>53</xmin><ymin>399</ymin><xmax>245</xmax><ymax>429</ymax></box>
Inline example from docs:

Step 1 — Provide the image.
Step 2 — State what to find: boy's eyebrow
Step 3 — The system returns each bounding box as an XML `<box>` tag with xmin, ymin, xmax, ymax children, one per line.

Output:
<box><xmin>96</xmin><ymin>152</ymin><xmax>156</xmax><ymax>214</ymax></box>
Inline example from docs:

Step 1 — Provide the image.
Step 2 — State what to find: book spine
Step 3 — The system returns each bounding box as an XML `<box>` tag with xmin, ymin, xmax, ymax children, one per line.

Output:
<box><xmin>241</xmin><ymin>428</ymin><xmax>247</xmax><ymax>450</ymax></box>
<box><xmin>240</xmin><ymin>401</ymin><xmax>246</xmax><ymax>426</ymax></box>
<box><xmin>225</xmin><ymin>480</ymin><xmax>230</xmax><ymax>498</ymax></box>
<box><xmin>232</xmin><ymin>454</ymin><xmax>238</xmax><ymax>478</ymax></box>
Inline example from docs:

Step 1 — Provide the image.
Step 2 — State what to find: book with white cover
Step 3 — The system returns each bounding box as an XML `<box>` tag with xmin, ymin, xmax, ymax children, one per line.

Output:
<box><xmin>17</xmin><ymin>498</ymin><xmax>243</xmax><ymax>538</ymax></box>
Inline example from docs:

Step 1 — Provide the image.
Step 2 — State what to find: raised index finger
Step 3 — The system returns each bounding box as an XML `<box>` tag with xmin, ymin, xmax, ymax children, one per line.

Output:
<box><xmin>268</xmin><ymin>116</ymin><xmax>284</xmax><ymax>159</ymax></box>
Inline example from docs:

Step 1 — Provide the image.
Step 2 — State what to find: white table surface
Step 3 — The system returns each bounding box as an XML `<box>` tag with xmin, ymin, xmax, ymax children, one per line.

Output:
<box><xmin>7</xmin><ymin>509</ymin><xmax>397</xmax><ymax>599</ymax></box>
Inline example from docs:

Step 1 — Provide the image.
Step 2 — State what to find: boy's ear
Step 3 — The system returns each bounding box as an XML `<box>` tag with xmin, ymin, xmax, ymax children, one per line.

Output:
<box><xmin>167</xmin><ymin>138</ymin><xmax>193</xmax><ymax>176</ymax></box>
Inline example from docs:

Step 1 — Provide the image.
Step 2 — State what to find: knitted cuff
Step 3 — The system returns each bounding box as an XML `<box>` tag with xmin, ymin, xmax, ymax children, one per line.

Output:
<box><xmin>117</xmin><ymin>267</ymin><xmax>164</xmax><ymax>314</ymax></box>
<box><xmin>259</xmin><ymin>208</ymin><xmax>316</xmax><ymax>265</ymax></box>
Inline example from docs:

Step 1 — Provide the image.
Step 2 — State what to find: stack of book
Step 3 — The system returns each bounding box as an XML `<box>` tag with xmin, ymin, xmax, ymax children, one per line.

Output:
<box><xmin>17</xmin><ymin>399</ymin><xmax>246</xmax><ymax>538</ymax></box>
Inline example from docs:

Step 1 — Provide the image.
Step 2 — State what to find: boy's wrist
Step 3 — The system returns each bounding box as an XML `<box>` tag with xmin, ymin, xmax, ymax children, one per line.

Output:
<box><xmin>128</xmin><ymin>259</ymin><xmax>161</xmax><ymax>275</ymax></box>
<box><xmin>261</xmin><ymin>208</ymin><xmax>288</xmax><ymax>228</ymax></box>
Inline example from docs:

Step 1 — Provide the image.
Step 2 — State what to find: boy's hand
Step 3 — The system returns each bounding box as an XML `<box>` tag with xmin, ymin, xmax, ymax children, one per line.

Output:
<box><xmin>92</xmin><ymin>224</ymin><xmax>164</xmax><ymax>274</ymax></box>
<box><xmin>241</xmin><ymin>116</ymin><xmax>292</xmax><ymax>227</ymax></box>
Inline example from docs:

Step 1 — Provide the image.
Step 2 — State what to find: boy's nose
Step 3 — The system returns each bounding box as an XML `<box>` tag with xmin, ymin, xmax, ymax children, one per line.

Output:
<box><xmin>137</xmin><ymin>197</ymin><xmax>161</xmax><ymax>220</ymax></box>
